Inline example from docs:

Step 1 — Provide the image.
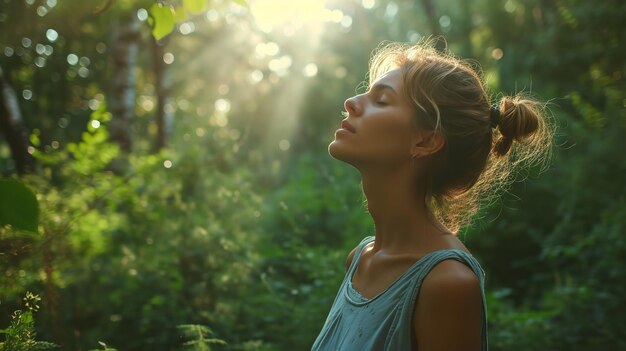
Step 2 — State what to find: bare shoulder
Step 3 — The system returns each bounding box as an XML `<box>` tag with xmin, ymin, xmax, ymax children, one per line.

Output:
<box><xmin>419</xmin><ymin>259</ymin><xmax>482</xmax><ymax>316</ymax></box>
<box><xmin>413</xmin><ymin>259</ymin><xmax>483</xmax><ymax>351</ymax></box>
<box><xmin>345</xmin><ymin>246</ymin><xmax>358</xmax><ymax>273</ymax></box>
<box><xmin>423</xmin><ymin>259</ymin><xmax>481</xmax><ymax>293</ymax></box>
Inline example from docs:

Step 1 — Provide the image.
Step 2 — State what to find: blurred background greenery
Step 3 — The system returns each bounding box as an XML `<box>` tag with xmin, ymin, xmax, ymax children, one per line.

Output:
<box><xmin>0</xmin><ymin>0</ymin><xmax>624</xmax><ymax>350</ymax></box>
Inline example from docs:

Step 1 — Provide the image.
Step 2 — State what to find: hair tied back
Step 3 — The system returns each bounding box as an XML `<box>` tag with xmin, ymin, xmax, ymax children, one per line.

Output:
<box><xmin>490</xmin><ymin>105</ymin><xmax>500</xmax><ymax>128</ymax></box>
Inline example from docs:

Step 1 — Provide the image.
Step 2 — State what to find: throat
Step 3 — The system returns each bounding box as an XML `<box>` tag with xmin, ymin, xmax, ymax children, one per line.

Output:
<box><xmin>351</xmin><ymin>245</ymin><xmax>422</xmax><ymax>300</ymax></box>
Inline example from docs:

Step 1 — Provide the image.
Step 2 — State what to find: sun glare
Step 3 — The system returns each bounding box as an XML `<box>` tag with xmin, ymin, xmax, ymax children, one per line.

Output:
<box><xmin>251</xmin><ymin>0</ymin><xmax>335</xmax><ymax>33</ymax></box>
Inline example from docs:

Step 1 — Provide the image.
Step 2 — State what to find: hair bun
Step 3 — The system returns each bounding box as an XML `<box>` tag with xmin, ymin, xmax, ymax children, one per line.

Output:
<box><xmin>493</xmin><ymin>95</ymin><xmax>542</xmax><ymax>156</ymax></box>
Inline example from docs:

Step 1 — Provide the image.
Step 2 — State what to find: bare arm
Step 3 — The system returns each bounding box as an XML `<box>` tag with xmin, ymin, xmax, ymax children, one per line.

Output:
<box><xmin>413</xmin><ymin>260</ymin><xmax>483</xmax><ymax>351</ymax></box>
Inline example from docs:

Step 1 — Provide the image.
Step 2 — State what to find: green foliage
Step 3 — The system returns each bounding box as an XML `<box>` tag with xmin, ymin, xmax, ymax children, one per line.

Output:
<box><xmin>0</xmin><ymin>293</ymin><xmax>57</xmax><ymax>351</ymax></box>
<box><xmin>148</xmin><ymin>0</ymin><xmax>248</xmax><ymax>40</ymax></box>
<box><xmin>0</xmin><ymin>179</ymin><xmax>38</xmax><ymax>232</ymax></box>
<box><xmin>149</xmin><ymin>3</ymin><xmax>175</xmax><ymax>40</ymax></box>
<box><xmin>177</xmin><ymin>324</ymin><xmax>226</xmax><ymax>351</ymax></box>
<box><xmin>1</xmin><ymin>0</ymin><xmax>625</xmax><ymax>350</ymax></box>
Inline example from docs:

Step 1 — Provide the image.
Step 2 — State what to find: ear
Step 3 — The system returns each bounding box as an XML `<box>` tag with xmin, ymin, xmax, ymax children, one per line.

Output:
<box><xmin>411</xmin><ymin>130</ymin><xmax>445</xmax><ymax>158</ymax></box>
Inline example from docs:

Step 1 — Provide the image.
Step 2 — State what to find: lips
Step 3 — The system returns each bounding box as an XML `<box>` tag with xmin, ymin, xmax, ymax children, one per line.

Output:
<box><xmin>341</xmin><ymin>119</ymin><xmax>356</xmax><ymax>133</ymax></box>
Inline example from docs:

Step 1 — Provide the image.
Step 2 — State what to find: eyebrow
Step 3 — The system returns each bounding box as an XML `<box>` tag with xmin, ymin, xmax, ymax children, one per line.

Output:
<box><xmin>370</xmin><ymin>83</ymin><xmax>397</xmax><ymax>95</ymax></box>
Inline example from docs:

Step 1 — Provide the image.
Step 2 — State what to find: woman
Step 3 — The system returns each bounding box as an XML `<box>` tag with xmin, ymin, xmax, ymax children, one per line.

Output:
<box><xmin>312</xmin><ymin>40</ymin><xmax>552</xmax><ymax>351</ymax></box>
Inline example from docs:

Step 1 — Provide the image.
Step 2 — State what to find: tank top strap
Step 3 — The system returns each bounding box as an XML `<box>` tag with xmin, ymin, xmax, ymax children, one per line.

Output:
<box><xmin>346</xmin><ymin>236</ymin><xmax>376</xmax><ymax>276</ymax></box>
<box><xmin>405</xmin><ymin>249</ymin><xmax>486</xmax><ymax>304</ymax></box>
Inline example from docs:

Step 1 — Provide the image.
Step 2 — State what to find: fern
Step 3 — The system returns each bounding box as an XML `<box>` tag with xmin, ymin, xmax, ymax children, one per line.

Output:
<box><xmin>0</xmin><ymin>292</ymin><xmax>58</xmax><ymax>351</ymax></box>
<box><xmin>177</xmin><ymin>324</ymin><xmax>226</xmax><ymax>351</ymax></box>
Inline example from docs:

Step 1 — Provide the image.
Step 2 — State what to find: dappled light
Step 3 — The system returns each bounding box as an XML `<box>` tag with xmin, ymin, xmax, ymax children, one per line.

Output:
<box><xmin>1</xmin><ymin>0</ymin><xmax>625</xmax><ymax>350</ymax></box>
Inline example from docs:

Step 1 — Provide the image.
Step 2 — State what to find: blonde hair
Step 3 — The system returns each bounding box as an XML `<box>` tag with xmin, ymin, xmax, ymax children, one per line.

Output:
<box><xmin>368</xmin><ymin>39</ymin><xmax>553</xmax><ymax>232</ymax></box>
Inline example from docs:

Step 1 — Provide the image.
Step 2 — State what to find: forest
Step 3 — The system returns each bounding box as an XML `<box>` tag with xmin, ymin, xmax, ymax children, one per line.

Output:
<box><xmin>0</xmin><ymin>0</ymin><xmax>625</xmax><ymax>350</ymax></box>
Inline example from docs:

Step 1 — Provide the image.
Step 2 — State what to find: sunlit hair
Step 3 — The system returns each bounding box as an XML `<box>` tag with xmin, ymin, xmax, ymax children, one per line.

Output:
<box><xmin>368</xmin><ymin>38</ymin><xmax>554</xmax><ymax>232</ymax></box>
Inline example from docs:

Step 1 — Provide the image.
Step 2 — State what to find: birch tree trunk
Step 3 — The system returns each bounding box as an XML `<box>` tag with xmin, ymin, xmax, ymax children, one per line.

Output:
<box><xmin>152</xmin><ymin>37</ymin><xmax>173</xmax><ymax>151</ymax></box>
<box><xmin>0</xmin><ymin>65</ymin><xmax>35</xmax><ymax>175</ymax></box>
<box><xmin>109</xmin><ymin>13</ymin><xmax>140</xmax><ymax>153</ymax></box>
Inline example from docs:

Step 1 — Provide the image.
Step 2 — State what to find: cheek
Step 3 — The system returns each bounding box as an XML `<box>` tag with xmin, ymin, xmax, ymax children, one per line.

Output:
<box><xmin>363</xmin><ymin>116</ymin><xmax>413</xmax><ymax>154</ymax></box>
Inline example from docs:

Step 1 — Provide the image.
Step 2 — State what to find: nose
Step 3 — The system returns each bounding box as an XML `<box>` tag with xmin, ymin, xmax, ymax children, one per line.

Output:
<box><xmin>344</xmin><ymin>96</ymin><xmax>360</xmax><ymax>116</ymax></box>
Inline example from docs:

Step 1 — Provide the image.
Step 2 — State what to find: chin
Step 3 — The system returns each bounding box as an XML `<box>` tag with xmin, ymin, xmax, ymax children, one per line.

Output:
<box><xmin>328</xmin><ymin>139</ymin><xmax>345</xmax><ymax>158</ymax></box>
<box><xmin>328</xmin><ymin>140</ymin><xmax>359</xmax><ymax>167</ymax></box>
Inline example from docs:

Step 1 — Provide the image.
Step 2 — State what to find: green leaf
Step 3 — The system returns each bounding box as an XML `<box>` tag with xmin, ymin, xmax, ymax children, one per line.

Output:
<box><xmin>231</xmin><ymin>0</ymin><xmax>249</xmax><ymax>8</ymax></box>
<box><xmin>29</xmin><ymin>133</ymin><xmax>40</xmax><ymax>147</ymax></box>
<box><xmin>183</xmin><ymin>0</ymin><xmax>207</xmax><ymax>14</ymax></box>
<box><xmin>149</xmin><ymin>4</ymin><xmax>175</xmax><ymax>40</ymax></box>
<box><xmin>0</xmin><ymin>178</ymin><xmax>39</xmax><ymax>232</ymax></box>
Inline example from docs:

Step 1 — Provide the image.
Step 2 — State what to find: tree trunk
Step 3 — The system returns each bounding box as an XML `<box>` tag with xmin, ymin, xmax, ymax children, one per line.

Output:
<box><xmin>0</xmin><ymin>65</ymin><xmax>36</xmax><ymax>175</ymax></box>
<box><xmin>109</xmin><ymin>13</ymin><xmax>140</xmax><ymax>153</ymax></box>
<box><xmin>419</xmin><ymin>0</ymin><xmax>445</xmax><ymax>50</ymax></box>
<box><xmin>152</xmin><ymin>37</ymin><xmax>172</xmax><ymax>151</ymax></box>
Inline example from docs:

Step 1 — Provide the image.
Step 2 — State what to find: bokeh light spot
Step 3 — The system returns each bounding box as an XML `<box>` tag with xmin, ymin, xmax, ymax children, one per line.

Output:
<box><xmin>218</xmin><ymin>84</ymin><xmax>229</xmax><ymax>95</ymax></box>
<box><xmin>255</xmin><ymin>42</ymin><xmax>279</xmax><ymax>57</ymax></box>
<box><xmin>215</xmin><ymin>99</ymin><xmax>231</xmax><ymax>113</ymax></box>
<box><xmin>67</xmin><ymin>53</ymin><xmax>78</xmax><ymax>65</ymax></box>
<box><xmin>491</xmin><ymin>48</ymin><xmax>504</xmax><ymax>60</ymax></box>
<box><xmin>88</xmin><ymin>99</ymin><xmax>100</xmax><ymax>110</ymax></box>
<box><xmin>504</xmin><ymin>0</ymin><xmax>516</xmax><ymax>13</ymax></box>
<box><xmin>58</xmin><ymin>117</ymin><xmax>69</xmax><ymax>128</ymax></box>
<box><xmin>385</xmin><ymin>2</ymin><xmax>399</xmax><ymax>19</ymax></box>
<box><xmin>362</xmin><ymin>0</ymin><xmax>375</xmax><ymax>9</ymax></box>
<box><xmin>303</xmin><ymin>63</ymin><xmax>318</xmax><ymax>77</ymax></box>
<box><xmin>268</xmin><ymin>55</ymin><xmax>292</xmax><ymax>75</ymax></box>
<box><xmin>341</xmin><ymin>15</ymin><xmax>353</xmax><ymax>28</ymax></box>
<box><xmin>22</xmin><ymin>89</ymin><xmax>33</xmax><ymax>100</ymax></box>
<box><xmin>96</xmin><ymin>42</ymin><xmax>107</xmax><ymax>54</ymax></box>
<box><xmin>213</xmin><ymin>114</ymin><xmax>228</xmax><ymax>127</ymax></box>
<box><xmin>439</xmin><ymin>15</ymin><xmax>451</xmax><ymax>28</ymax></box>
<box><xmin>37</xmin><ymin>6</ymin><xmax>48</xmax><ymax>17</ymax></box>
<box><xmin>249</xmin><ymin>70</ymin><xmax>264</xmax><ymax>84</ymax></box>
<box><xmin>78</xmin><ymin>67</ymin><xmax>89</xmax><ymax>78</ymax></box>
<box><xmin>179</xmin><ymin>22</ymin><xmax>195</xmax><ymax>35</ymax></box>
<box><xmin>140</xmin><ymin>97</ymin><xmax>155</xmax><ymax>111</ymax></box>
<box><xmin>45</xmin><ymin>29</ymin><xmax>58</xmax><ymax>42</ymax></box>
<box><xmin>34</xmin><ymin>57</ymin><xmax>46</xmax><ymax>68</ymax></box>
<box><xmin>163</xmin><ymin>52</ymin><xmax>174</xmax><ymax>64</ymax></box>
<box><xmin>279</xmin><ymin>139</ymin><xmax>290</xmax><ymax>151</ymax></box>
<box><xmin>137</xmin><ymin>8</ymin><xmax>148</xmax><ymax>21</ymax></box>
<box><xmin>206</xmin><ymin>10</ymin><xmax>219</xmax><ymax>22</ymax></box>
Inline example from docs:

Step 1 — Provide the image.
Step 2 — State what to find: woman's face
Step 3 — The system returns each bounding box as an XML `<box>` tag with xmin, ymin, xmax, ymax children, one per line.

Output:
<box><xmin>328</xmin><ymin>68</ymin><xmax>417</xmax><ymax>170</ymax></box>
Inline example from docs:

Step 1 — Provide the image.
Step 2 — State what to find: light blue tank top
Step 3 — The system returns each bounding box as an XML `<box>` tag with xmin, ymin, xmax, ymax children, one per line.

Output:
<box><xmin>312</xmin><ymin>236</ymin><xmax>488</xmax><ymax>351</ymax></box>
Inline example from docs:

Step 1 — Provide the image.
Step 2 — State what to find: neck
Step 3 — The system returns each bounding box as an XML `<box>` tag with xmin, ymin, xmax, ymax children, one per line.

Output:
<box><xmin>359</xmin><ymin>165</ymin><xmax>447</xmax><ymax>253</ymax></box>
